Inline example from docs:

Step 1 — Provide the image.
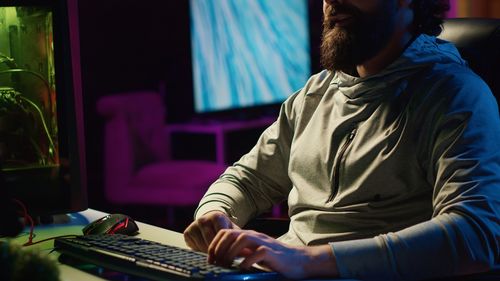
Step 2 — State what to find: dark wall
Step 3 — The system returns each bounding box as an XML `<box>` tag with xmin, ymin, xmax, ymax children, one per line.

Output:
<box><xmin>78</xmin><ymin>1</ymin><xmax>193</xmax><ymax>211</ymax></box>
<box><xmin>78</xmin><ymin>0</ymin><xmax>195</xmax><ymax>120</ymax></box>
<box><xmin>77</xmin><ymin>1</ymin><xmax>324</xmax><ymax>212</ymax></box>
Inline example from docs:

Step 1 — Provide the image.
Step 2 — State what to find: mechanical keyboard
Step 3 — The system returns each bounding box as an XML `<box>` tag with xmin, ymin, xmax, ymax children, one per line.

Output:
<box><xmin>55</xmin><ymin>234</ymin><xmax>283</xmax><ymax>280</ymax></box>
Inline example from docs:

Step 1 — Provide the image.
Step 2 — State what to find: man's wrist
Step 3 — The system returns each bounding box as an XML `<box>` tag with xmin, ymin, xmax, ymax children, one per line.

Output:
<box><xmin>201</xmin><ymin>210</ymin><xmax>227</xmax><ymax>217</ymax></box>
<box><xmin>194</xmin><ymin>205</ymin><xmax>228</xmax><ymax>219</ymax></box>
<box><xmin>303</xmin><ymin>244</ymin><xmax>339</xmax><ymax>278</ymax></box>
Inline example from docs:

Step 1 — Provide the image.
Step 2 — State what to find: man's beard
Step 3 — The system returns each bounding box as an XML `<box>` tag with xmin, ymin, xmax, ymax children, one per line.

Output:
<box><xmin>320</xmin><ymin>2</ymin><xmax>397</xmax><ymax>75</ymax></box>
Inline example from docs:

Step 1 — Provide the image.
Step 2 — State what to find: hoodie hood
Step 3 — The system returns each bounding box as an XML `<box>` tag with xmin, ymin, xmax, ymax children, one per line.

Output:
<box><xmin>331</xmin><ymin>34</ymin><xmax>467</xmax><ymax>100</ymax></box>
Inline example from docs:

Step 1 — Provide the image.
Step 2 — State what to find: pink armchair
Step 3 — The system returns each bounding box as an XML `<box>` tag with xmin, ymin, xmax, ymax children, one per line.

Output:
<box><xmin>96</xmin><ymin>91</ymin><xmax>227</xmax><ymax>224</ymax></box>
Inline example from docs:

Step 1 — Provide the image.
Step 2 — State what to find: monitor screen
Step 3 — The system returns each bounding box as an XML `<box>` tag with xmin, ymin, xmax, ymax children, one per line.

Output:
<box><xmin>189</xmin><ymin>0</ymin><xmax>311</xmax><ymax>113</ymax></box>
<box><xmin>0</xmin><ymin>0</ymin><xmax>86</xmax><ymax>217</ymax></box>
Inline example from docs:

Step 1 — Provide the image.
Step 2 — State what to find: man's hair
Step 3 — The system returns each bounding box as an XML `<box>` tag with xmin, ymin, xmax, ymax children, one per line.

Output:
<box><xmin>410</xmin><ymin>0</ymin><xmax>450</xmax><ymax>36</ymax></box>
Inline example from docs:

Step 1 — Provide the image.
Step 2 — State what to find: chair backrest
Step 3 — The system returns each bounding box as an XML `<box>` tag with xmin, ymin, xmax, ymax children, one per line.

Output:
<box><xmin>438</xmin><ymin>18</ymin><xmax>500</xmax><ymax>100</ymax></box>
<box><xmin>97</xmin><ymin>92</ymin><xmax>171</xmax><ymax>196</ymax></box>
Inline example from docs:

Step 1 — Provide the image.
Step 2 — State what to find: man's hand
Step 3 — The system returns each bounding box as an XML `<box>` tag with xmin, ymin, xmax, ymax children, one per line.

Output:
<box><xmin>207</xmin><ymin>229</ymin><xmax>339</xmax><ymax>279</ymax></box>
<box><xmin>183</xmin><ymin>211</ymin><xmax>240</xmax><ymax>252</ymax></box>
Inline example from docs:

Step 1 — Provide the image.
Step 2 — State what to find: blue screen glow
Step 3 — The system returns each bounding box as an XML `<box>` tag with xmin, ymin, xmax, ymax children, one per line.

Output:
<box><xmin>190</xmin><ymin>0</ymin><xmax>311</xmax><ymax>113</ymax></box>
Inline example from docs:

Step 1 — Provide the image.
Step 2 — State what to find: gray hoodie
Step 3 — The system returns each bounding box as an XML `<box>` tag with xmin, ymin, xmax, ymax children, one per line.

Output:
<box><xmin>195</xmin><ymin>34</ymin><xmax>500</xmax><ymax>280</ymax></box>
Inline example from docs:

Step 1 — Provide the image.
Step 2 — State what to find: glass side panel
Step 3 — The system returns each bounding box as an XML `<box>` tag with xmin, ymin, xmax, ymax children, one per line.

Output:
<box><xmin>0</xmin><ymin>6</ymin><xmax>59</xmax><ymax>172</ymax></box>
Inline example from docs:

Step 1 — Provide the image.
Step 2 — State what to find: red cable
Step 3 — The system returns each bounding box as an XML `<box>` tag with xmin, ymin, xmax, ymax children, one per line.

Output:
<box><xmin>10</xmin><ymin>199</ymin><xmax>80</xmax><ymax>247</ymax></box>
<box><xmin>11</xmin><ymin>199</ymin><xmax>35</xmax><ymax>246</ymax></box>
<box><xmin>23</xmin><ymin>234</ymin><xmax>78</xmax><ymax>247</ymax></box>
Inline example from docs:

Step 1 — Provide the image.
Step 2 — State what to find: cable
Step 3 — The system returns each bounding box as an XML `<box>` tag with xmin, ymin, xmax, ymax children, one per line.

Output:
<box><xmin>11</xmin><ymin>199</ymin><xmax>35</xmax><ymax>246</ymax></box>
<box><xmin>0</xmin><ymin>68</ymin><xmax>51</xmax><ymax>93</ymax></box>
<box><xmin>10</xmin><ymin>199</ymin><xmax>79</xmax><ymax>247</ymax></box>
<box><xmin>18</xmin><ymin>94</ymin><xmax>57</xmax><ymax>158</ymax></box>
<box><xmin>23</xmin><ymin>234</ymin><xmax>78</xmax><ymax>247</ymax></box>
<box><xmin>0</xmin><ymin>69</ymin><xmax>56</xmax><ymax>157</ymax></box>
<box><xmin>0</xmin><ymin>88</ymin><xmax>57</xmax><ymax>163</ymax></box>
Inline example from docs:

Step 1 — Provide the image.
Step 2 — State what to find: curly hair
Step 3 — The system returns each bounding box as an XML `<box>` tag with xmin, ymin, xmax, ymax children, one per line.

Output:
<box><xmin>410</xmin><ymin>0</ymin><xmax>450</xmax><ymax>36</ymax></box>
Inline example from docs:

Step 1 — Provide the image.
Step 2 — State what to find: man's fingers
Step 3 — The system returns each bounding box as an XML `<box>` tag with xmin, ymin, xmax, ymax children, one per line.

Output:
<box><xmin>202</xmin><ymin>224</ymin><xmax>218</xmax><ymax>251</ymax></box>
<box><xmin>239</xmin><ymin>245</ymin><xmax>274</xmax><ymax>270</ymax></box>
<box><xmin>198</xmin><ymin>218</ymin><xmax>217</xmax><ymax>250</ymax></box>
<box><xmin>184</xmin><ymin>233</ymin><xmax>197</xmax><ymax>250</ymax></box>
<box><xmin>209</xmin><ymin>230</ymin><xmax>240</xmax><ymax>266</ymax></box>
<box><xmin>184</xmin><ymin>211</ymin><xmax>237</xmax><ymax>253</ymax></box>
<box><xmin>207</xmin><ymin>229</ymin><xmax>225</xmax><ymax>263</ymax></box>
<box><xmin>225</xmin><ymin>231</ymin><xmax>260</xmax><ymax>263</ymax></box>
<box><xmin>183</xmin><ymin>225</ymin><xmax>197</xmax><ymax>249</ymax></box>
<box><xmin>209</xmin><ymin>230</ymin><xmax>263</xmax><ymax>266</ymax></box>
<box><xmin>184</xmin><ymin>224</ymin><xmax>208</xmax><ymax>252</ymax></box>
<box><xmin>237</xmin><ymin>247</ymin><xmax>254</xmax><ymax>257</ymax></box>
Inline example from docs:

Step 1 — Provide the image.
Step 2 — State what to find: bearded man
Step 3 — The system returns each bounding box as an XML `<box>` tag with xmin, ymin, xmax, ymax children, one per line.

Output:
<box><xmin>184</xmin><ymin>0</ymin><xmax>499</xmax><ymax>280</ymax></box>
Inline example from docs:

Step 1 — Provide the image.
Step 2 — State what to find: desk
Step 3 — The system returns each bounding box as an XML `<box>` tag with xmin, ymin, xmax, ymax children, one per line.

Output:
<box><xmin>4</xmin><ymin>209</ymin><xmax>358</xmax><ymax>281</ymax></box>
<box><xmin>5</xmin><ymin>209</ymin><xmax>188</xmax><ymax>281</ymax></box>
<box><xmin>5</xmin><ymin>210</ymin><xmax>496</xmax><ymax>281</ymax></box>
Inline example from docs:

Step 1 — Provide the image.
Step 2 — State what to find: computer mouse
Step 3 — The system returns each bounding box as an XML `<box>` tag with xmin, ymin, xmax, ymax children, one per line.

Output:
<box><xmin>82</xmin><ymin>213</ymin><xmax>139</xmax><ymax>236</ymax></box>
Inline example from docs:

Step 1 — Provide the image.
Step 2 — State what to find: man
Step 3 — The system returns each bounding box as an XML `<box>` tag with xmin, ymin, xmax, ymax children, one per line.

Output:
<box><xmin>184</xmin><ymin>0</ymin><xmax>500</xmax><ymax>280</ymax></box>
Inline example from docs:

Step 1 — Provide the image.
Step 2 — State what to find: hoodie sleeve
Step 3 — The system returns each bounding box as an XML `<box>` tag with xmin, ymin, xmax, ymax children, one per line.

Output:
<box><xmin>331</xmin><ymin>72</ymin><xmax>500</xmax><ymax>280</ymax></box>
<box><xmin>194</xmin><ymin>90</ymin><xmax>301</xmax><ymax>226</ymax></box>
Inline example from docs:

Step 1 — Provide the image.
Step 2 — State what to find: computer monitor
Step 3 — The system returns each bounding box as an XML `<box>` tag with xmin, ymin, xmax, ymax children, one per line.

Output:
<box><xmin>0</xmin><ymin>0</ymin><xmax>87</xmax><ymax>218</ymax></box>
<box><xmin>189</xmin><ymin>0</ymin><xmax>311</xmax><ymax>114</ymax></box>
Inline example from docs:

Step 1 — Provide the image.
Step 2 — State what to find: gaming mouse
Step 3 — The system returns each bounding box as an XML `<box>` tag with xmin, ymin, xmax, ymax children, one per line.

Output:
<box><xmin>83</xmin><ymin>213</ymin><xmax>139</xmax><ymax>236</ymax></box>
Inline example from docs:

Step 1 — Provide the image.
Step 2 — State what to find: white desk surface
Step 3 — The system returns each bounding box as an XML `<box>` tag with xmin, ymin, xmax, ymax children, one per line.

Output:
<box><xmin>6</xmin><ymin>208</ymin><xmax>357</xmax><ymax>281</ymax></box>
<box><xmin>5</xmin><ymin>209</ymin><xmax>187</xmax><ymax>281</ymax></box>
